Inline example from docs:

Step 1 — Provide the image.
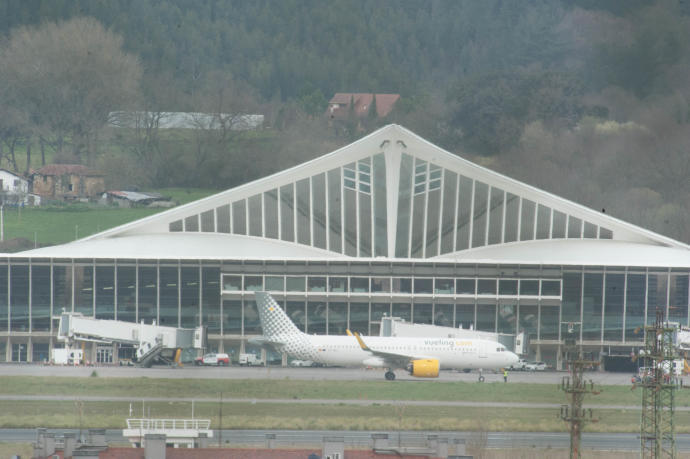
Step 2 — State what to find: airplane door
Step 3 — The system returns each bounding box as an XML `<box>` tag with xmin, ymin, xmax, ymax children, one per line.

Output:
<box><xmin>479</xmin><ymin>343</ymin><xmax>487</xmax><ymax>358</ymax></box>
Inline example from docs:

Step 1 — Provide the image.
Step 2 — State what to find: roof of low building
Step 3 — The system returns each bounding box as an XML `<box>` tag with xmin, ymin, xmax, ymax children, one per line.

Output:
<box><xmin>31</xmin><ymin>164</ymin><xmax>104</xmax><ymax>177</ymax></box>
<box><xmin>329</xmin><ymin>93</ymin><xmax>400</xmax><ymax>117</ymax></box>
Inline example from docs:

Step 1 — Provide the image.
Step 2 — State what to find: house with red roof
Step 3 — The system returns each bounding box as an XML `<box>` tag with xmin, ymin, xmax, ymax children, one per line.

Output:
<box><xmin>327</xmin><ymin>93</ymin><xmax>400</xmax><ymax>120</ymax></box>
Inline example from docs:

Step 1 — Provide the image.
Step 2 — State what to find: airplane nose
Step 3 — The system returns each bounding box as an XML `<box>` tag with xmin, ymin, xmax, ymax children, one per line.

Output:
<box><xmin>507</xmin><ymin>351</ymin><xmax>519</xmax><ymax>365</ymax></box>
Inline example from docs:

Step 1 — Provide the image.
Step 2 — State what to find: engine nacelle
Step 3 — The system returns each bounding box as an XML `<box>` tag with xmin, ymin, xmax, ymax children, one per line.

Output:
<box><xmin>406</xmin><ymin>359</ymin><xmax>440</xmax><ymax>378</ymax></box>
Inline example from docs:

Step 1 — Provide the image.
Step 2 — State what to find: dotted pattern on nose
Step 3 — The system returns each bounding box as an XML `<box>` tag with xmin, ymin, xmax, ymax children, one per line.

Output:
<box><xmin>256</xmin><ymin>291</ymin><xmax>317</xmax><ymax>360</ymax></box>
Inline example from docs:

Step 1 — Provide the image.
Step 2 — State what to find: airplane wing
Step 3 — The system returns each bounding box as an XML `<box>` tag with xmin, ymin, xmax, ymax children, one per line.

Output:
<box><xmin>352</xmin><ymin>332</ymin><xmax>430</xmax><ymax>367</ymax></box>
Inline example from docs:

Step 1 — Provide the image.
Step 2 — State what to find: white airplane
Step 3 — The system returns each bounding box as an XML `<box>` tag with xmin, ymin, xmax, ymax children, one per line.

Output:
<box><xmin>255</xmin><ymin>291</ymin><xmax>519</xmax><ymax>381</ymax></box>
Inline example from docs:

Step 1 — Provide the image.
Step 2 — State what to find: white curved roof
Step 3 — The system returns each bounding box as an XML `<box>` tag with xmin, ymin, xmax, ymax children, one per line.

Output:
<box><xmin>18</xmin><ymin>233</ymin><xmax>348</xmax><ymax>260</ymax></box>
<box><xmin>432</xmin><ymin>239</ymin><xmax>690</xmax><ymax>268</ymax></box>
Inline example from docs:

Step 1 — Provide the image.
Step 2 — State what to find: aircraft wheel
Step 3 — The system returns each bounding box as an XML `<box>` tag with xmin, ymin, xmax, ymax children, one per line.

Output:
<box><xmin>478</xmin><ymin>375</ymin><xmax>485</xmax><ymax>383</ymax></box>
<box><xmin>385</xmin><ymin>371</ymin><xmax>396</xmax><ymax>381</ymax></box>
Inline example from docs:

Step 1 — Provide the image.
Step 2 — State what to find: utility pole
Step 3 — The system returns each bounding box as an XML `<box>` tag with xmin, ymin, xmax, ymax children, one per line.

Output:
<box><xmin>640</xmin><ymin>308</ymin><xmax>677</xmax><ymax>458</ymax></box>
<box><xmin>559</xmin><ymin>322</ymin><xmax>599</xmax><ymax>459</ymax></box>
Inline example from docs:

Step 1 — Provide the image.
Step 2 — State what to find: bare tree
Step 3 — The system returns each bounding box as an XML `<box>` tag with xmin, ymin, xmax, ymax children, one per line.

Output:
<box><xmin>0</xmin><ymin>17</ymin><xmax>142</xmax><ymax>166</ymax></box>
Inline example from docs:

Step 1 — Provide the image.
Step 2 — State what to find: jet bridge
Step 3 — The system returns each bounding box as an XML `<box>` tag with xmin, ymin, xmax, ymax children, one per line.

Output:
<box><xmin>57</xmin><ymin>313</ymin><xmax>206</xmax><ymax>367</ymax></box>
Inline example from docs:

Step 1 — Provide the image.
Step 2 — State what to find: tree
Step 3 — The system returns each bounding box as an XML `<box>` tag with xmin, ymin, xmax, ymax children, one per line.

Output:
<box><xmin>0</xmin><ymin>16</ymin><xmax>142</xmax><ymax>165</ymax></box>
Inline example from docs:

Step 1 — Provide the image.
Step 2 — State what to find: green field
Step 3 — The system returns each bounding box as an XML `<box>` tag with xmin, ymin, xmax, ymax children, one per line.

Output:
<box><xmin>1</xmin><ymin>188</ymin><xmax>218</xmax><ymax>247</ymax></box>
<box><xmin>0</xmin><ymin>376</ymin><xmax>680</xmax><ymax>432</ymax></box>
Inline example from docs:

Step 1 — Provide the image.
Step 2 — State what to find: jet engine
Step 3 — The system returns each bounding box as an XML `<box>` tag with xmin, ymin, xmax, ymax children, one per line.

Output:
<box><xmin>406</xmin><ymin>359</ymin><xmax>440</xmax><ymax>378</ymax></box>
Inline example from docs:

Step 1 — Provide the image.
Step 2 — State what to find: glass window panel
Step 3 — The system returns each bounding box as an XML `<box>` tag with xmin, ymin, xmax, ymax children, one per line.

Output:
<box><xmin>536</xmin><ymin>205</ymin><xmax>551</xmax><ymax>240</ymax></box>
<box><xmin>604</xmin><ymin>273</ymin><xmax>624</xmax><ymax>341</ymax></box>
<box><xmin>95</xmin><ymin>266</ymin><xmax>115</xmax><ymax>320</ymax></box>
<box><xmin>159</xmin><ymin>267</ymin><xmax>178</xmax><ymax>327</ymax></box>
<box><xmin>434</xmin><ymin>303</ymin><xmax>453</xmax><ymax>326</ymax></box>
<box><xmin>184</xmin><ymin>215</ymin><xmax>199</xmax><ymax>232</ymax></box>
<box><xmin>32</xmin><ymin>342</ymin><xmax>49</xmax><ymax>363</ymax></box>
<box><xmin>351</xmin><ymin>277</ymin><xmax>369</xmax><ymax>293</ymax></box>
<box><xmin>307</xmin><ymin>301</ymin><xmax>327</xmax><ymax>334</ymax></box>
<box><xmin>456</xmin><ymin>279</ymin><xmax>476</xmax><ymax>295</ymax></box>
<box><xmin>116</xmin><ymin>266</ymin><xmax>136</xmax><ymax>322</ymax></box>
<box><xmin>440</xmin><ymin>170</ymin><xmax>457</xmax><ymax>254</ymax></box>
<box><xmin>519</xmin><ymin>304</ymin><xmax>538</xmax><ymax>341</ymax></box>
<box><xmin>138</xmin><ymin>266</ymin><xmax>157</xmax><ymax>324</ymax></box>
<box><xmin>488</xmin><ymin>188</ymin><xmax>504</xmax><ymax>245</ymax></box>
<box><xmin>425</xmin><ymin>189</ymin><xmax>441</xmax><ymax>256</ymax></box>
<box><xmin>410</xmin><ymin>193</ymin><xmax>426</xmax><ymax>257</ymax></box>
<box><xmin>232</xmin><ymin>200</ymin><xmax>247</xmax><ymax>235</ymax></box>
<box><xmin>669</xmin><ymin>273</ymin><xmax>688</xmax><ymax>325</ymax></box>
<box><xmin>328</xmin><ymin>168</ymin><xmax>342</xmax><ymax>253</ymax></box>
<box><xmin>499</xmin><ymin>279</ymin><xmax>518</xmax><ymax>295</ymax></box>
<box><xmin>286</xmin><ymin>276</ymin><xmax>305</xmax><ymax>292</ymax></box>
<box><xmin>202</xmin><ymin>267</ymin><xmax>220</xmax><ymax>333</ymax></box>
<box><xmin>244</xmin><ymin>276</ymin><xmax>263</xmax><ymax>291</ymax></box>
<box><xmin>74</xmin><ymin>265</ymin><xmax>94</xmax><ymax>316</ymax></box>
<box><xmin>344</xmin><ymin>178</ymin><xmax>356</xmax><ymax>190</ymax></box>
<box><xmin>435</xmin><ymin>278</ymin><xmax>454</xmax><ymax>294</ymax></box>
<box><xmin>371</xmin><ymin>277</ymin><xmax>391</xmax><ymax>293</ymax></box>
<box><xmin>497</xmin><ymin>303</ymin><xmax>517</xmax><ymax>334</ymax></box>
<box><xmin>31</xmin><ymin>265</ymin><xmax>51</xmax><ymax>331</ymax></box>
<box><xmin>53</xmin><ymin>266</ymin><xmax>72</xmax><ymax>317</ymax></box>
<box><xmin>540</xmin><ymin>305</ymin><xmax>559</xmax><ymax>340</ymax></box>
<box><xmin>372</xmin><ymin>154</ymin><xmax>387</xmax><ymax>257</ymax></box>
<box><xmin>395</xmin><ymin>154</ymin><xmax>414</xmax><ymax>257</ymax></box>
<box><xmin>216</xmin><ymin>205</ymin><xmax>230</xmax><ymax>233</ymax></box>
<box><xmin>344</xmin><ymin>168</ymin><xmax>356</xmax><ymax>179</ymax></box>
<box><xmin>201</xmin><ymin>210</ymin><xmax>215</xmax><ymax>232</ymax></box>
<box><xmin>648</xmin><ymin>272</ymin><xmax>668</xmax><ymax>324</ymax></box>
<box><xmin>308</xmin><ymin>276</ymin><xmax>327</xmax><ymax>292</ymax></box>
<box><xmin>541</xmin><ymin>280</ymin><xmax>561</xmax><ymax>296</ymax></box>
<box><xmin>626</xmin><ymin>273</ymin><xmax>645</xmax><ymax>341</ymax></box>
<box><xmin>600</xmin><ymin>228</ymin><xmax>613</xmax><ymax>239</ymax></box>
<box><xmin>265</xmin><ymin>276</ymin><xmax>285</xmax><ymax>292</ymax></box>
<box><xmin>392</xmin><ymin>278</ymin><xmax>412</xmax><ymax>294</ymax></box>
<box><xmin>180</xmin><ymin>267</ymin><xmax>199</xmax><ymax>328</ymax></box>
<box><xmin>287</xmin><ymin>301</ymin><xmax>305</xmax><ymax>332</ymax></box>
<box><xmin>582</xmin><ymin>273</ymin><xmax>602</xmax><ymax>340</ymax></box>
<box><xmin>248</xmin><ymin>195</ymin><xmax>262</xmax><ymax>237</ymax></box>
<box><xmin>562</xmin><ymin>272</ymin><xmax>582</xmax><ymax>324</ymax></box>
<box><xmin>222</xmin><ymin>300</ymin><xmax>241</xmax><ymax>334</ymax></box>
<box><xmin>264</xmin><ymin>190</ymin><xmax>279</xmax><ymax>239</ymax></box>
<box><xmin>243</xmin><ymin>299</ymin><xmax>261</xmax><ymax>335</ymax></box>
<box><xmin>414</xmin><ymin>278</ymin><xmax>433</xmax><ymax>294</ymax></box>
<box><xmin>472</xmin><ymin>181</ymin><xmax>488</xmax><ymax>248</ymax></box>
<box><xmin>413</xmin><ymin>303</ymin><xmax>433</xmax><ymax>324</ymax></box>
<box><xmin>296</xmin><ymin>179</ymin><xmax>311</xmax><ymax>245</ymax></box>
<box><xmin>0</xmin><ymin>266</ymin><xmax>8</xmax><ymax>332</ymax></box>
<box><xmin>477</xmin><ymin>303</ymin><xmax>496</xmax><ymax>332</ymax></box>
<box><xmin>223</xmin><ymin>275</ymin><xmax>242</xmax><ymax>291</ymax></box>
<box><xmin>456</xmin><ymin>176</ymin><xmax>473</xmax><ymax>251</ymax></box>
<box><xmin>169</xmin><ymin>220</ymin><xmax>183</xmax><ymax>232</ymax></box>
<box><xmin>583</xmin><ymin>222</ymin><xmax>597</xmax><ymax>239</ymax></box>
<box><xmin>312</xmin><ymin>174</ymin><xmax>327</xmax><ymax>249</ymax></box>
<box><xmin>520</xmin><ymin>199</ymin><xmax>535</xmax><ymax>241</ymax></box>
<box><xmin>552</xmin><ymin>211</ymin><xmax>566</xmax><ymax>238</ymax></box>
<box><xmin>567</xmin><ymin>216</ymin><xmax>582</xmax><ymax>238</ymax></box>
<box><xmin>477</xmin><ymin>279</ymin><xmax>497</xmax><ymax>295</ymax></box>
<box><xmin>520</xmin><ymin>280</ymin><xmax>539</xmax><ymax>296</ymax></box>
<box><xmin>329</xmin><ymin>277</ymin><xmax>347</xmax><ymax>293</ymax></box>
<box><xmin>371</xmin><ymin>302</ymin><xmax>391</xmax><ymax>321</ymax></box>
<box><xmin>455</xmin><ymin>302</ymin><xmax>475</xmax><ymax>329</ymax></box>
<box><xmin>280</xmin><ymin>184</ymin><xmax>295</xmax><ymax>242</ymax></box>
<box><xmin>504</xmin><ymin>193</ymin><xmax>519</xmax><ymax>243</ymax></box>
<box><xmin>359</xmin><ymin>189</ymin><xmax>372</xmax><ymax>257</ymax></box>
<box><xmin>392</xmin><ymin>303</ymin><xmax>411</xmax><ymax>322</ymax></box>
<box><xmin>328</xmin><ymin>302</ymin><xmax>348</xmax><ymax>335</ymax></box>
<box><xmin>349</xmin><ymin>302</ymin><xmax>369</xmax><ymax>334</ymax></box>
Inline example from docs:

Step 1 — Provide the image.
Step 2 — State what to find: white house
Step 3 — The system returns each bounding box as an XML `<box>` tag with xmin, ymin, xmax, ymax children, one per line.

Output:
<box><xmin>0</xmin><ymin>169</ymin><xmax>40</xmax><ymax>206</ymax></box>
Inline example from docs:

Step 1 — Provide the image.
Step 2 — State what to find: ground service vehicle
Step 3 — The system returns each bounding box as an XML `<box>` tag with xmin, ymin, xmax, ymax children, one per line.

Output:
<box><xmin>525</xmin><ymin>361</ymin><xmax>547</xmax><ymax>371</ymax></box>
<box><xmin>289</xmin><ymin>359</ymin><xmax>315</xmax><ymax>367</ymax></box>
<box><xmin>194</xmin><ymin>353</ymin><xmax>230</xmax><ymax>366</ymax></box>
<box><xmin>509</xmin><ymin>359</ymin><xmax>528</xmax><ymax>371</ymax></box>
<box><xmin>239</xmin><ymin>353</ymin><xmax>264</xmax><ymax>366</ymax></box>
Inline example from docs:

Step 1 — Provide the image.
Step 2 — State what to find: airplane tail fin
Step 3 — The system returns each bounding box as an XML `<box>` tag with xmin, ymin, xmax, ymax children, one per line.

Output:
<box><xmin>255</xmin><ymin>291</ymin><xmax>303</xmax><ymax>339</ymax></box>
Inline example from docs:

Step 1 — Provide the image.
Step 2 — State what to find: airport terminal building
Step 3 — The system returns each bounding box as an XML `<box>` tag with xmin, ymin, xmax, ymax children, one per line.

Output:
<box><xmin>2</xmin><ymin>124</ymin><xmax>689</xmax><ymax>368</ymax></box>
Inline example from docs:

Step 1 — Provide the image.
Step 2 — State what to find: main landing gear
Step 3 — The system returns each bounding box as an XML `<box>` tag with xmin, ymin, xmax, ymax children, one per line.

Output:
<box><xmin>385</xmin><ymin>370</ymin><xmax>396</xmax><ymax>381</ymax></box>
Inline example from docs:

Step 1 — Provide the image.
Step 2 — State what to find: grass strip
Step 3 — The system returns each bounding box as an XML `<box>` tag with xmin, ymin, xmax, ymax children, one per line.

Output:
<box><xmin>0</xmin><ymin>400</ymin><xmax>672</xmax><ymax>433</ymax></box>
<box><xmin>0</xmin><ymin>376</ymin><xmax>685</xmax><ymax>407</ymax></box>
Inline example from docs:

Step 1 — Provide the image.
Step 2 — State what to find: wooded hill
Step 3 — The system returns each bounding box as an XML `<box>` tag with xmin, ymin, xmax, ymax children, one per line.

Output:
<box><xmin>2</xmin><ymin>1</ymin><xmax>690</xmax><ymax>243</ymax></box>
